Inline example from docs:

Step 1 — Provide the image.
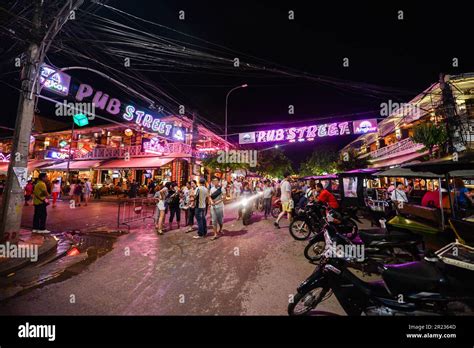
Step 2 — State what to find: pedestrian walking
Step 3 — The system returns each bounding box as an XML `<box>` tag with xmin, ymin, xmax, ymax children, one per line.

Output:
<box><xmin>193</xmin><ymin>178</ymin><xmax>209</xmax><ymax>239</ymax></box>
<box><xmin>263</xmin><ymin>179</ymin><xmax>274</xmax><ymax>219</ymax></box>
<box><xmin>275</xmin><ymin>172</ymin><xmax>292</xmax><ymax>228</ymax></box>
<box><xmin>167</xmin><ymin>182</ymin><xmax>181</xmax><ymax>230</ymax></box>
<box><xmin>186</xmin><ymin>180</ymin><xmax>197</xmax><ymax>232</ymax></box>
<box><xmin>83</xmin><ymin>178</ymin><xmax>92</xmax><ymax>206</ymax></box>
<box><xmin>209</xmin><ymin>177</ymin><xmax>225</xmax><ymax>240</ymax></box>
<box><xmin>51</xmin><ymin>179</ymin><xmax>61</xmax><ymax>207</ymax></box>
<box><xmin>234</xmin><ymin>178</ymin><xmax>242</xmax><ymax>198</ymax></box>
<box><xmin>154</xmin><ymin>182</ymin><xmax>169</xmax><ymax>235</ymax></box>
<box><xmin>24</xmin><ymin>179</ymin><xmax>34</xmax><ymax>206</ymax></box>
<box><xmin>73</xmin><ymin>180</ymin><xmax>83</xmax><ymax>207</ymax></box>
<box><xmin>180</xmin><ymin>183</ymin><xmax>190</xmax><ymax>226</ymax></box>
<box><xmin>33</xmin><ymin>173</ymin><xmax>50</xmax><ymax>234</ymax></box>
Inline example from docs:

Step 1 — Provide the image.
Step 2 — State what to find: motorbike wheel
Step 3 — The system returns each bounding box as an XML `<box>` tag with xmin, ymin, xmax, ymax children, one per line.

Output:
<box><xmin>288</xmin><ymin>287</ymin><xmax>330</xmax><ymax>316</ymax></box>
<box><xmin>271</xmin><ymin>207</ymin><xmax>281</xmax><ymax>218</ymax></box>
<box><xmin>304</xmin><ymin>239</ymin><xmax>326</xmax><ymax>262</ymax></box>
<box><xmin>243</xmin><ymin>213</ymin><xmax>251</xmax><ymax>226</ymax></box>
<box><xmin>289</xmin><ymin>219</ymin><xmax>311</xmax><ymax>240</ymax></box>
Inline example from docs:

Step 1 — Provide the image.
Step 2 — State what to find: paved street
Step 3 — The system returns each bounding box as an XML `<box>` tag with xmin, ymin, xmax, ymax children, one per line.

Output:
<box><xmin>1</xmin><ymin>200</ymin><xmax>347</xmax><ymax>315</ymax></box>
<box><xmin>20</xmin><ymin>199</ymin><xmax>119</xmax><ymax>232</ymax></box>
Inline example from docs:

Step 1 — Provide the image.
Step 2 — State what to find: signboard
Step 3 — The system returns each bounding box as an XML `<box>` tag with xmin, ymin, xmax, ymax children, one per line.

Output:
<box><xmin>352</xmin><ymin>119</ymin><xmax>378</xmax><ymax>135</ymax></box>
<box><xmin>39</xmin><ymin>64</ymin><xmax>71</xmax><ymax>96</ymax></box>
<box><xmin>0</xmin><ymin>153</ymin><xmax>11</xmax><ymax>162</ymax></box>
<box><xmin>238</xmin><ymin>121</ymin><xmax>351</xmax><ymax>144</ymax></box>
<box><xmin>13</xmin><ymin>167</ymin><xmax>28</xmax><ymax>189</ymax></box>
<box><xmin>343</xmin><ymin>177</ymin><xmax>358</xmax><ymax>198</ymax></box>
<box><xmin>239</xmin><ymin>132</ymin><xmax>256</xmax><ymax>144</ymax></box>
<box><xmin>44</xmin><ymin>150</ymin><xmax>69</xmax><ymax>160</ymax></box>
<box><xmin>75</xmin><ymin>83</ymin><xmax>185</xmax><ymax>142</ymax></box>
<box><xmin>141</xmin><ymin>137</ymin><xmax>170</xmax><ymax>155</ymax></box>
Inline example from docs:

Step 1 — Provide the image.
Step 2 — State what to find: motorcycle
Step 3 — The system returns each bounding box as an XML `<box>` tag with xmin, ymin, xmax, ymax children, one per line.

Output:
<box><xmin>240</xmin><ymin>193</ymin><xmax>261</xmax><ymax>226</ymax></box>
<box><xmin>303</xmin><ymin>209</ymin><xmax>424</xmax><ymax>265</ymax></box>
<box><xmin>290</xmin><ymin>203</ymin><xmax>360</xmax><ymax>241</ymax></box>
<box><xmin>289</xmin><ymin>229</ymin><xmax>474</xmax><ymax>316</ymax></box>
<box><xmin>270</xmin><ymin>198</ymin><xmax>282</xmax><ymax>218</ymax></box>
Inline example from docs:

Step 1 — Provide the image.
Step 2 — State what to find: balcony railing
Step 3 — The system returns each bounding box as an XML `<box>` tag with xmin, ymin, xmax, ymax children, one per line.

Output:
<box><xmin>73</xmin><ymin>143</ymin><xmax>192</xmax><ymax>160</ymax></box>
<box><xmin>360</xmin><ymin>137</ymin><xmax>424</xmax><ymax>160</ymax></box>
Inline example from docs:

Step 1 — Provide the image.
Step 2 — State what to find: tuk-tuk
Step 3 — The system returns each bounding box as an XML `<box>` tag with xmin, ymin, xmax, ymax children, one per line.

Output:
<box><xmin>404</xmin><ymin>154</ymin><xmax>474</xmax><ymax>245</ymax></box>
<box><xmin>302</xmin><ymin>169</ymin><xmax>379</xmax><ymax>208</ymax></box>
<box><xmin>375</xmin><ymin>154</ymin><xmax>474</xmax><ymax>246</ymax></box>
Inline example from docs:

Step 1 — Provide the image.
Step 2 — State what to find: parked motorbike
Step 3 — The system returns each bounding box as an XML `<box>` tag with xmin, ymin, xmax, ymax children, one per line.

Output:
<box><xmin>289</xmin><ymin>227</ymin><xmax>474</xmax><ymax>316</ymax></box>
<box><xmin>303</xmin><ymin>209</ymin><xmax>424</xmax><ymax>265</ymax></box>
<box><xmin>290</xmin><ymin>203</ymin><xmax>360</xmax><ymax>241</ymax></box>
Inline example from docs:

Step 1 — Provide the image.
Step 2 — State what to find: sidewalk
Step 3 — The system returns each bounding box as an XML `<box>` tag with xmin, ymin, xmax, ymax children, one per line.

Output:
<box><xmin>0</xmin><ymin>229</ymin><xmax>58</xmax><ymax>276</ymax></box>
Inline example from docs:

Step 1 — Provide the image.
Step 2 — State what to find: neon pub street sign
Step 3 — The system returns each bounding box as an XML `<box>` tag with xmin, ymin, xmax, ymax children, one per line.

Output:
<box><xmin>239</xmin><ymin>121</ymin><xmax>352</xmax><ymax>144</ymax></box>
<box><xmin>74</xmin><ymin>83</ymin><xmax>185</xmax><ymax>141</ymax></box>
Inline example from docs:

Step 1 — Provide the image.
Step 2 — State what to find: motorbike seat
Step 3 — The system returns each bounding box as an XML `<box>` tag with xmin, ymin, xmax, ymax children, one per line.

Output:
<box><xmin>382</xmin><ymin>261</ymin><xmax>444</xmax><ymax>295</ymax></box>
<box><xmin>366</xmin><ymin>279</ymin><xmax>390</xmax><ymax>297</ymax></box>
<box><xmin>359</xmin><ymin>229</ymin><xmax>421</xmax><ymax>244</ymax></box>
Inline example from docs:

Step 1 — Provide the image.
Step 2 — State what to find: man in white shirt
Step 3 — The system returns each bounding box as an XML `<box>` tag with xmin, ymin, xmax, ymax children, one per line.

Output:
<box><xmin>391</xmin><ymin>183</ymin><xmax>408</xmax><ymax>203</ymax></box>
<box><xmin>275</xmin><ymin>172</ymin><xmax>292</xmax><ymax>228</ymax></box>
<box><xmin>234</xmin><ymin>178</ymin><xmax>242</xmax><ymax>198</ymax></box>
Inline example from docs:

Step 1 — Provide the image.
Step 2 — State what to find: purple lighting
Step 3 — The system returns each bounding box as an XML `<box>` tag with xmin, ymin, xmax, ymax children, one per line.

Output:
<box><xmin>238</xmin><ymin>121</ymin><xmax>352</xmax><ymax>144</ymax></box>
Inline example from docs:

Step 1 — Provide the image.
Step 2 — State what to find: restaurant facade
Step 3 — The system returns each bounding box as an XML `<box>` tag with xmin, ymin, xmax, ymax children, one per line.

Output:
<box><xmin>341</xmin><ymin>73</ymin><xmax>474</xmax><ymax>169</ymax></box>
<box><xmin>1</xmin><ymin>64</ymin><xmax>233</xmax><ymax>188</ymax></box>
<box><xmin>0</xmin><ymin>115</ymin><xmax>231</xmax><ymax>188</ymax></box>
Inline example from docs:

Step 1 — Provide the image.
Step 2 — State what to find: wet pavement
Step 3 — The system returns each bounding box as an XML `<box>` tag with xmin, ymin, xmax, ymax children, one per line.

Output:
<box><xmin>0</xmin><ymin>200</ymin><xmax>352</xmax><ymax>315</ymax></box>
<box><xmin>20</xmin><ymin>199</ymin><xmax>120</xmax><ymax>232</ymax></box>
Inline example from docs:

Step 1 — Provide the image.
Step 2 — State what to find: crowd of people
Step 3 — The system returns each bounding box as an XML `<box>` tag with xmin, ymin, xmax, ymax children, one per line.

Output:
<box><xmin>379</xmin><ymin>179</ymin><xmax>474</xmax><ymax>210</ymax></box>
<box><xmin>149</xmin><ymin>172</ymin><xmax>341</xmax><ymax>240</ymax></box>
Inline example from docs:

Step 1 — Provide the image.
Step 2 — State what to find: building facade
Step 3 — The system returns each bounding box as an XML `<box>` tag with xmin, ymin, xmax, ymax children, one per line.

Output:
<box><xmin>342</xmin><ymin>74</ymin><xmax>474</xmax><ymax>168</ymax></box>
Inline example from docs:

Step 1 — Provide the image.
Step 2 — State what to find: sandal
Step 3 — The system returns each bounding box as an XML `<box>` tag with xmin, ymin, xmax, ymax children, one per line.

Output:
<box><xmin>211</xmin><ymin>235</ymin><xmax>219</xmax><ymax>240</ymax></box>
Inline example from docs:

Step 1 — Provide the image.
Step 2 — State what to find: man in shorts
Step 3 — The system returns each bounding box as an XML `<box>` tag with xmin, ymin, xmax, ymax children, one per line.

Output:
<box><xmin>274</xmin><ymin>172</ymin><xmax>292</xmax><ymax>229</ymax></box>
<box><xmin>209</xmin><ymin>177</ymin><xmax>224</xmax><ymax>240</ymax></box>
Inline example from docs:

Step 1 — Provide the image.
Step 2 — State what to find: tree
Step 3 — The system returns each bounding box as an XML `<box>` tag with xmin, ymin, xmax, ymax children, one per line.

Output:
<box><xmin>337</xmin><ymin>148</ymin><xmax>370</xmax><ymax>171</ymax></box>
<box><xmin>410</xmin><ymin>123</ymin><xmax>448</xmax><ymax>158</ymax></box>
<box><xmin>299</xmin><ymin>146</ymin><xmax>339</xmax><ymax>176</ymax></box>
<box><xmin>256</xmin><ymin>148</ymin><xmax>293</xmax><ymax>178</ymax></box>
<box><xmin>202</xmin><ymin>153</ymin><xmax>249</xmax><ymax>177</ymax></box>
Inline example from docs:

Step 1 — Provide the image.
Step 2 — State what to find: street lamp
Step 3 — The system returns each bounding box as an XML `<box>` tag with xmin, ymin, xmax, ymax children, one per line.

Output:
<box><xmin>225</xmin><ymin>84</ymin><xmax>248</xmax><ymax>143</ymax></box>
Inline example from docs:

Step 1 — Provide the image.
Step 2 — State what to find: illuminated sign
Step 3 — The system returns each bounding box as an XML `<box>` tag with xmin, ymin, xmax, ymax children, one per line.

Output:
<box><xmin>0</xmin><ymin>153</ymin><xmax>11</xmax><ymax>162</ymax></box>
<box><xmin>75</xmin><ymin>83</ymin><xmax>185</xmax><ymax>141</ymax></box>
<box><xmin>239</xmin><ymin>132</ymin><xmax>256</xmax><ymax>144</ymax></box>
<box><xmin>352</xmin><ymin>119</ymin><xmax>378</xmax><ymax>135</ymax></box>
<box><xmin>238</xmin><ymin>121</ymin><xmax>351</xmax><ymax>144</ymax></box>
<box><xmin>44</xmin><ymin>150</ymin><xmax>69</xmax><ymax>160</ymax></box>
<box><xmin>142</xmin><ymin>138</ymin><xmax>170</xmax><ymax>155</ymax></box>
<box><xmin>39</xmin><ymin>64</ymin><xmax>71</xmax><ymax>96</ymax></box>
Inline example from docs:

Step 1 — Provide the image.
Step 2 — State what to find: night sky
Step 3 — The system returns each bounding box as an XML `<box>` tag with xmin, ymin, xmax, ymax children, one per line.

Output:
<box><xmin>1</xmin><ymin>1</ymin><xmax>473</xmax><ymax>167</ymax></box>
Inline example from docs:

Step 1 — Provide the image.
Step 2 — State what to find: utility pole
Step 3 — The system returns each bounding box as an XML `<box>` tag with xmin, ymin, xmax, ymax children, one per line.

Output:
<box><xmin>0</xmin><ymin>0</ymin><xmax>84</xmax><ymax>243</ymax></box>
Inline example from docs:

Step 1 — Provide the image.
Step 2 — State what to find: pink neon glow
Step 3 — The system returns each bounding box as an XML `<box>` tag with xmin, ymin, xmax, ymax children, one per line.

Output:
<box><xmin>250</xmin><ymin>121</ymin><xmax>353</xmax><ymax>144</ymax></box>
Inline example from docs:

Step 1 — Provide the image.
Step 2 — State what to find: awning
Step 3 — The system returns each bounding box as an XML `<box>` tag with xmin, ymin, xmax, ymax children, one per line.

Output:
<box><xmin>98</xmin><ymin>157</ymin><xmax>174</xmax><ymax>169</ymax></box>
<box><xmin>28</xmin><ymin>160</ymin><xmax>56</xmax><ymax>171</ymax></box>
<box><xmin>374</xmin><ymin>167</ymin><xmax>440</xmax><ymax>178</ymax></box>
<box><xmin>0</xmin><ymin>160</ymin><xmax>54</xmax><ymax>174</ymax></box>
<box><xmin>42</xmin><ymin>160</ymin><xmax>103</xmax><ymax>171</ymax></box>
